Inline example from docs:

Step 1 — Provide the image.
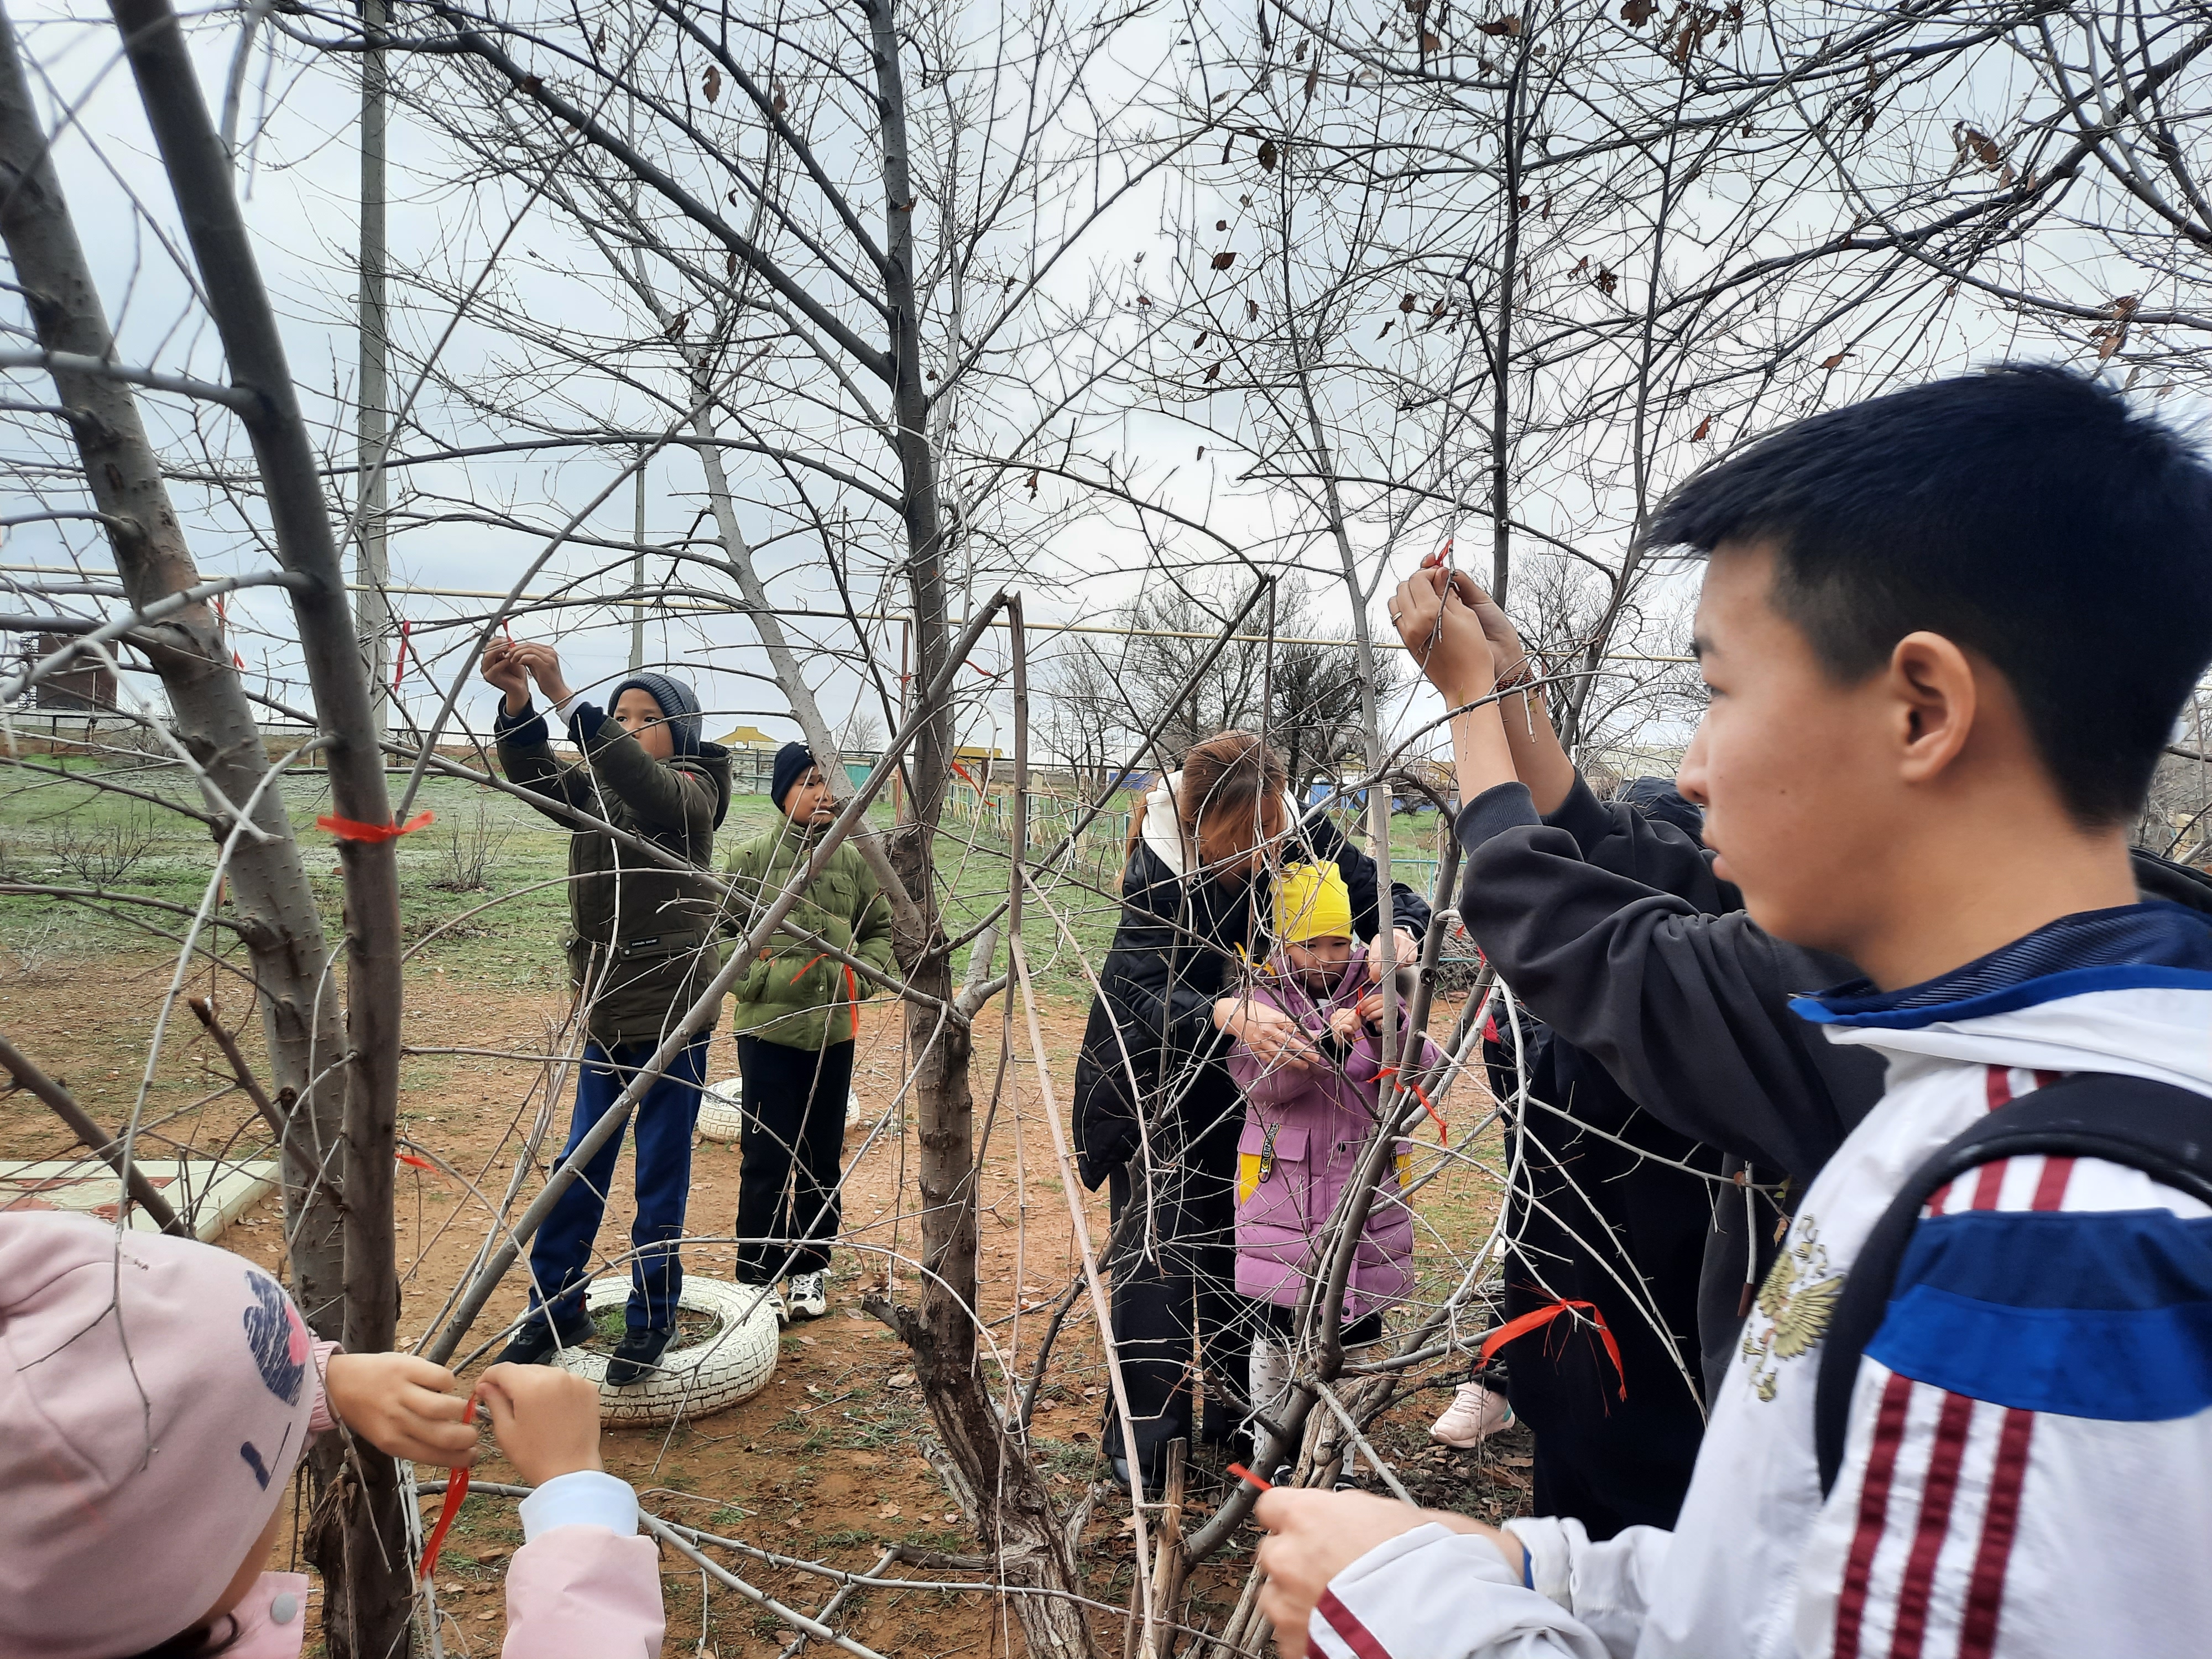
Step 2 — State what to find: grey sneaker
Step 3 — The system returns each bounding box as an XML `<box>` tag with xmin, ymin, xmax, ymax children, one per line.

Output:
<box><xmin>786</xmin><ymin>1271</ymin><xmax>828</xmax><ymax>1321</ymax></box>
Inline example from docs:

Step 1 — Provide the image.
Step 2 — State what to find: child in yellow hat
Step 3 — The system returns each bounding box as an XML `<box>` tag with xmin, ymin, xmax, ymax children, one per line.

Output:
<box><xmin>1224</xmin><ymin>862</ymin><xmax>1437</xmax><ymax>1472</ymax></box>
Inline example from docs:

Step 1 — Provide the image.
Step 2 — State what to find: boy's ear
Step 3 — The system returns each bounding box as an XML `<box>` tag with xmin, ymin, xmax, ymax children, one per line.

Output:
<box><xmin>1888</xmin><ymin>630</ymin><xmax>1980</xmax><ymax>787</ymax></box>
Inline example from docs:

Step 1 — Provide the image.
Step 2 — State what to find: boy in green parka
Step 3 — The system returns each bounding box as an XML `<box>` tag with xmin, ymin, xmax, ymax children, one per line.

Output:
<box><xmin>723</xmin><ymin>741</ymin><xmax>895</xmax><ymax>1321</ymax></box>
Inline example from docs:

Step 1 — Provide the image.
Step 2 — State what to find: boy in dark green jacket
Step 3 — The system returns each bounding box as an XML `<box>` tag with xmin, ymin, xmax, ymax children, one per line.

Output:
<box><xmin>722</xmin><ymin>742</ymin><xmax>895</xmax><ymax>1322</ymax></box>
<box><xmin>482</xmin><ymin>639</ymin><xmax>731</xmax><ymax>1383</ymax></box>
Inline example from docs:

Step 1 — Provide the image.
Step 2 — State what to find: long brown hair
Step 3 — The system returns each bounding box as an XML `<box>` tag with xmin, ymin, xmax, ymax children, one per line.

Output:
<box><xmin>1125</xmin><ymin>730</ymin><xmax>1288</xmax><ymax>869</ymax></box>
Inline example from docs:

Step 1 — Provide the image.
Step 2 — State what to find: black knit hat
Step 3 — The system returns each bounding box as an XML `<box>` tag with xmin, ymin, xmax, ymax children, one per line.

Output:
<box><xmin>607</xmin><ymin>672</ymin><xmax>702</xmax><ymax>756</ymax></box>
<box><xmin>771</xmin><ymin>741</ymin><xmax>818</xmax><ymax>811</ymax></box>
<box><xmin>1619</xmin><ymin>775</ymin><xmax>1704</xmax><ymax>843</ymax></box>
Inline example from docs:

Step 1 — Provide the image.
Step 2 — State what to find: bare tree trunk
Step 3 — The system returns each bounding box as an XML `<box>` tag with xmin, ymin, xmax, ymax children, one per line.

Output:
<box><xmin>102</xmin><ymin>0</ymin><xmax>412</xmax><ymax>1646</ymax></box>
<box><xmin>0</xmin><ymin>0</ymin><xmax>352</xmax><ymax>1332</ymax></box>
<box><xmin>865</xmin><ymin>3</ymin><xmax>1091</xmax><ymax>1650</ymax></box>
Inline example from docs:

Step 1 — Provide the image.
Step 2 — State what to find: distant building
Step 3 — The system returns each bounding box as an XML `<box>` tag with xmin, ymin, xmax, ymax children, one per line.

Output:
<box><xmin>30</xmin><ymin>634</ymin><xmax>114</xmax><ymax>712</ymax></box>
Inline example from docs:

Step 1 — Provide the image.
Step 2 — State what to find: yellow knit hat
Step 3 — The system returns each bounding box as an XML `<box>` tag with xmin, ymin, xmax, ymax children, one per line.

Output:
<box><xmin>1274</xmin><ymin>862</ymin><xmax>1354</xmax><ymax>944</ymax></box>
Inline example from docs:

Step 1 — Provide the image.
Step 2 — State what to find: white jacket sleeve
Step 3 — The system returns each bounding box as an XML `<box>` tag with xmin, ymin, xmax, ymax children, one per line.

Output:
<box><xmin>1307</xmin><ymin>1520</ymin><xmax>1665</xmax><ymax>1659</ymax></box>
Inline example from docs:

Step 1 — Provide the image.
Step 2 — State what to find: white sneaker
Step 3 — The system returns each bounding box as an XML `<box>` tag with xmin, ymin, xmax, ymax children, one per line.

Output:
<box><xmin>740</xmin><ymin>1281</ymin><xmax>787</xmax><ymax>1326</ymax></box>
<box><xmin>786</xmin><ymin>1271</ymin><xmax>828</xmax><ymax>1321</ymax></box>
<box><xmin>1431</xmin><ymin>1381</ymin><xmax>1514</xmax><ymax>1447</ymax></box>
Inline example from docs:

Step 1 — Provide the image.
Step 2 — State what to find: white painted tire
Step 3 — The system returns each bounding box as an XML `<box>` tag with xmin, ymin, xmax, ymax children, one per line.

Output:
<box><xmin>695</xmin><ymin>1074</ymin><xmax>863</xmax><ymax>1143</ymax></box>
<box><xmin>696</xmin><ymin>1077</ymin><xmax>747</xmax><ymax>1141</ymax></box>
<box><xmin>551</xmin><ymin>1276</ymin><xmax>781</xmax><ymax>1425</ymax></box>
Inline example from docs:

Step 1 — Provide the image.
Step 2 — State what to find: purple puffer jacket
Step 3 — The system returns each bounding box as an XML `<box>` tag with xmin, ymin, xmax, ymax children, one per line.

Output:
<box><xmin>1224</xmin><ymin>945</ymin><xmax>1439</xmax><ymax>1321</ymax></box>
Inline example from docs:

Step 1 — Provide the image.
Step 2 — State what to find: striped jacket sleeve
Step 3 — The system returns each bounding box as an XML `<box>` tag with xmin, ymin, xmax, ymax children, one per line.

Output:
<box><xmin>1795</xmin><ymin>1150</ymin><xmax>2212</xmax><ymax>1659</ymax></box>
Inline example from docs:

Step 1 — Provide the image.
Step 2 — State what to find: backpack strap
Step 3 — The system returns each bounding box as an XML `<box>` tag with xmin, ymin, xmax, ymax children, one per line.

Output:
<box><xmin>1813</xmin><ymin>1072</ymin><xmax>2212</xmax><ymax>1498</ymax></box>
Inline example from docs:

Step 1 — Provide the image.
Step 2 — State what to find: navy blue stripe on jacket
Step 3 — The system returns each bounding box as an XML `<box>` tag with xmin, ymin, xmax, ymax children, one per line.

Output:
<box><xmin>1867</xmin><ymin>1207</ymin><xmax>2212</xmax><ymax>1421</ymax></box>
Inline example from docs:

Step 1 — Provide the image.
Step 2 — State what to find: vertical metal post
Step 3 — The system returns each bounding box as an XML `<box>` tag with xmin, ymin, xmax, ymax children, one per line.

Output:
<box><xmin>629</xmin><ymin>445</ymin><xmax>646</xmax><ymax>672</ymax></box>
<box><xmin>355</xmin><ymin>0</ymin><xmax>390</xmax><ymax>738</ymax></box>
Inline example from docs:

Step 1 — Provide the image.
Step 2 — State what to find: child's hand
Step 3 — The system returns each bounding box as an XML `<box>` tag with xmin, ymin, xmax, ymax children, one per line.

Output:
<box><xmin>481</xmin><ymin>640</ymin><xmax>530</xmax><ymax>707</ymax></box>
<box><xmin>1352</xmin><ymin>990</ymin><xmax>1387</xmax><ymax>1026</ymax></box>
<box><xmin>1366</xmin><ymin>928</ymin><xmax>1420</xmax><ymax>982</ymax></box>
<box><xmin>1389</xmin><ymin>567</ymin><xmax>1493</xmax><ymax>706</ymax></box>
<box><xmin>477</xmin><ymin>1363</ymin><xmax>603</xmax><ymax>1487</ymax></box>
<box><xmin>1214</xmin><ymin>997</ymin><xmax>1320</xmax><ymax>1071</ymax></box>
<box><xmin>510</xmin><ymin>643</ymin><xmax>574</xmax><ymax>708</ymax></box>
<box><xmin>1454</xmin><ymin>576</ymin><xmax>1531</xmax><ymax>685</ymax></box>
<box><xmin>322</xmin><ymin>1352</ymin><xmax>479</xmax><ymax>1466</ymax></box>
<box><xmin>1328</xmin><ymin>1007</ymin><xmax>1363</xmax><ymax>1042</ymax></box>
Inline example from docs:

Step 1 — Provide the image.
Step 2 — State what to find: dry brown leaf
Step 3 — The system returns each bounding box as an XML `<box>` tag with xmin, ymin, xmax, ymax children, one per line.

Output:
<box><xmin>1692</xmin><ymin>415</ymin><xmax>1713</xmax><ymax>441</ymax></box>
<box><xmin>1212</xmin><ymin>249</ymin><xmax>1237</xmax><ymax>269</ymax></box>
<box><xmin>1399</xmin><ymin>293</ymin><xmax>1418</xmax><ymax>312</ymax></box>
<box><xmin>1620</xmin><ymin>0</ymin><xmax>1654</xmax><ymax>24</ymax></box>
<box><xmin>1305</xmin><ymin>63</ymin><xmax>1321</xmax><ymax>98</ymax></box>
<box><xmin>1819</xmin><ymin>351</ymin><xmax>1851</xmax><ymax>369</ymax></box>
<box><xmin>1421</xmin><ymin>30</ymin><xmax>1441</xmax><ymax>50</ymax></box>
<box><xmin>1477</xmin><ymin>14</ymin><xmax>1521</xmax><ymax>35</ymax></box>
<box><xmin>703</xmin><ymin>65</ymin><xmax>721</xmax><ymax>103</ymax></box>
<box><xmin>1258</xmin><ymin>138</ymin><xmax>1279</xmax><ymax>171</ymax></box>
<box><xmin>1246</xmin><ymin>298</ymin><xmax>1261</xmax><ymax>320</ymax></box>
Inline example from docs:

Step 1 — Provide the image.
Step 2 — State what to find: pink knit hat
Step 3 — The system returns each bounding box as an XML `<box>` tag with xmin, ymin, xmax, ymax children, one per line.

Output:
<box><xmin>0</xmin><ymin>1212</ymin><xmax>320</xmax><ymax>1657</ymax></box>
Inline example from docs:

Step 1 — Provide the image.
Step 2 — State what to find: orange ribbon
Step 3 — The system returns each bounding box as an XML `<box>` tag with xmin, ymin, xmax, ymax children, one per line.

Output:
<box><xmin>1227</xmin><ymin>1460</ymin><xmax>1274</xmax><ymax>1493</ymax></box>
<box><xmin>317</xmin><ymin>810</ymin><xmax>434</xmax><ymax>842</ymax></box>
<box><xmin>398</xmin><ymin>1151</ymin><xmax>435</xmax><ymax>1171</ymax></box>
<box><xmin>1479</xmin><ymin>1298</ymin><xmax>1625</xmax><ymax>1400</ymax></box>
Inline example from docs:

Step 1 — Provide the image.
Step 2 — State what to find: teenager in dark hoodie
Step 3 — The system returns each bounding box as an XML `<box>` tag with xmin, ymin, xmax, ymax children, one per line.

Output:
<box><xmin>1470</xmin><ymin>779</ymin><xmax>1730</xmax><ymax>1538</ymax></box>
<box><xmin>481</xmin><ymin>640</ymin><xmax>732</xmax><ymax>1384</ymax></box>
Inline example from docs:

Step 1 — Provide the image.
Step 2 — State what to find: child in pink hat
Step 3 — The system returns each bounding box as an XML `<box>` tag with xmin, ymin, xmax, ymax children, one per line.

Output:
<box><xmin>0</xmin><ymin>1212</ymin><xmax>664</xmax><ymax>1658</ymax></box>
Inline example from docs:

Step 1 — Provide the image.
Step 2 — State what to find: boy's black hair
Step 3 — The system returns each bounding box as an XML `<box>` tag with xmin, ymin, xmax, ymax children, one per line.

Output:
<box><xmin>1648</xmin><ymin>364</ymin><xmax>2212</xmax><ymax>826</ymax></box>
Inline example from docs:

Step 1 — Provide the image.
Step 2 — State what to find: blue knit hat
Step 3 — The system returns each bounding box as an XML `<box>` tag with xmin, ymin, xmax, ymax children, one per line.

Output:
<box><xmin>608</xmin><ymin>672</ymin><xmax>702</xmax><ymax>756</ymax></box>
<box><xmin>771</xmin><ymin>741</ymin><xmax>817</xmax><ymax>811</ymax></box>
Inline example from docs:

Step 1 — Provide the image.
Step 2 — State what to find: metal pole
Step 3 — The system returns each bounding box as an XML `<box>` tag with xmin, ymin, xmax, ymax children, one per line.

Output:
<box><xmin>629</xmin><ymin>445</ymin><xmax>646</xmax><ymax>671</ymax></box>
<box><xmin>355</xmin><ymin>0</ymin><xmax>389</xmax><ymax>738</ymax></box>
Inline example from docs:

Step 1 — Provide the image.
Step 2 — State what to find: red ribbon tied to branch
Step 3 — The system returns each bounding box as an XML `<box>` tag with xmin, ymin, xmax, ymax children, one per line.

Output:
<box><xmin>317</xmin><ymin>810</ymin><xmax>434</xmax><ymax>843</ymax></box>
<box><xmin>1376</xmin><ymin>1065</ymin><xmax>1448</xmax><ymax>1145</ymax></box>
<box><xmin>418</xmin><ymin>1399</ymin><xmax>480</xmax><ymax>1582</ymax></box>
<box><xmin>1479</xmin><ymin>1298</ymin><xmax>1626</xmax><ymax>1400</ymax></box>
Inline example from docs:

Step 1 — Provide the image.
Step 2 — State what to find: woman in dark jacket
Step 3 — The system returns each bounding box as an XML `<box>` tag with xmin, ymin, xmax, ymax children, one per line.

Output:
<box><xmin>1071</xmin><ymin>731</ymin><xmax>1430</xmax><ymax>1488</ymax></box>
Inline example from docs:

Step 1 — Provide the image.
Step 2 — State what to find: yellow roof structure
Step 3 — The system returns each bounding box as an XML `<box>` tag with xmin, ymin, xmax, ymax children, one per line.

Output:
<box><xmin>717</xmin><ymin>725</ymin><xmax>779</xmax><ymax>749</ymax></box>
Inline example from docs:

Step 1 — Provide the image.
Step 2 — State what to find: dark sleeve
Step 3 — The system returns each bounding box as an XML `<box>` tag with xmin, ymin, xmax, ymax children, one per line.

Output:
<box><xmin>1456</xmin><ymin>781</ymin><xmax>1881</xmax><ymax>1178</ymax></box>
<box><xmin>571</xmin><ymin>704</ymin><xmax>715</xmax><ymax>838</ymax></box>
<box><xmin>1304</xmin><ymin>811</ymin><xmax>1432</xmax><ymax>941</ymax></box>
<box><xmin>1546</xmin><ymin>772</ymin><xmax>1735</xmax><ymax>914</ymax></box>
<box><xmin>491</xmin><ymin>702</ymin><xmax>593</xmax><ymax>823</ymax></box>
<box><xmin>1095</xmin><ymin>860</ymin><xmax>1223</xmax><ymax>1057</ymax></box>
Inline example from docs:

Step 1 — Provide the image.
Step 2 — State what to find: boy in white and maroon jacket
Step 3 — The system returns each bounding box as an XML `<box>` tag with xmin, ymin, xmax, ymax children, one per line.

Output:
<box><xmin>1251</xmin><ymin>364</ymin><xmax>2212</xmax><ymax>1659</ymax></box>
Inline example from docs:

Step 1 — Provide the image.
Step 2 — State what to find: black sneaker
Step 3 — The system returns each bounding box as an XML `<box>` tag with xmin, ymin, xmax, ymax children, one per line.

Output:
<box><xmin>605</xmin><ymin>1326</ymin><xmax>675</xmax><ymax>1386</ymax></box>
<box><xmin>493</xmin><ymin>1307</ymin><xmax>593</xmax><ymax>1366</ymax></box>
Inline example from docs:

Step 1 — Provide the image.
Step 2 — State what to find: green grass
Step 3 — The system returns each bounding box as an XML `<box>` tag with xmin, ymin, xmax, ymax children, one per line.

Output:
<box><xmin>0</xmin><ymin>756</ymin><xmax>1460</xmax><ymax>1004</ymax></box>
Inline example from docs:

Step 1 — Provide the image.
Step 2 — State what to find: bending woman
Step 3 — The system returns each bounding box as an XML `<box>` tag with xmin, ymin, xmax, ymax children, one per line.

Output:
<box><xmin>1071</xmin><ymin>731</ymin><xmax>1430</xmax><ymax>1490</ymax></box>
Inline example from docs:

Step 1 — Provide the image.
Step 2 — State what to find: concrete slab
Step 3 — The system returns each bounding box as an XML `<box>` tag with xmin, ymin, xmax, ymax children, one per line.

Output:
<box><xmin>0</xmin><ymin>1157</ymin><xmax>279</xmax><ymax>1242</ymax></box>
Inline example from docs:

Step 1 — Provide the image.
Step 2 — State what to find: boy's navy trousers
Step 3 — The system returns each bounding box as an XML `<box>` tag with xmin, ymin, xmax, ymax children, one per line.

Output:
<box><xmin>527</xmin><ymin>1036</ymin><xmax>709</xmax><ymax>1335</ymax></box>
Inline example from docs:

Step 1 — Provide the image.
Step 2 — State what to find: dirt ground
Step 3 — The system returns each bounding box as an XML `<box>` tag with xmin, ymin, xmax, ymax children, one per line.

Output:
<box><xmin>0</xmin><ymin>949</ymin><xmax>1526</xmax><ymax>1658</ymax></box>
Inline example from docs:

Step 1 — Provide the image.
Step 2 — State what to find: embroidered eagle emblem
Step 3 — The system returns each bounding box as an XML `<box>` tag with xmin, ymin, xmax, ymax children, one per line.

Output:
<box><xmin>1740</xmin><ymin>1215</ymin><xmax>1845</xmax><ymax>1401</ymax></box>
